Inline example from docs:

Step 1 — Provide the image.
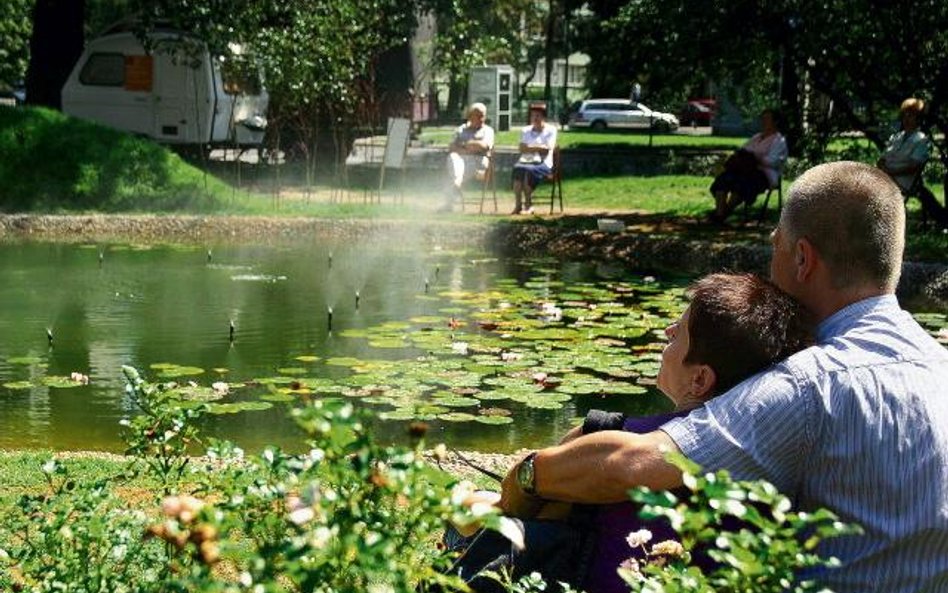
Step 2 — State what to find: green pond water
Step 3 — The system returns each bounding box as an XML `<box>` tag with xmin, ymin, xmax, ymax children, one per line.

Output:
<box><xmin>1</xmin><ymin>240</ymin><xmax>946</xmax><ymax>454</ymax></box>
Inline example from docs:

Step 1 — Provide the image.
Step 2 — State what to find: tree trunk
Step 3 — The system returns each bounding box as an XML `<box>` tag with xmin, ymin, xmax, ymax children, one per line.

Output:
<box><xmin>25</xmin><ymin>0</ymin><xmax>85</xmax><ymax>109</ymax></box>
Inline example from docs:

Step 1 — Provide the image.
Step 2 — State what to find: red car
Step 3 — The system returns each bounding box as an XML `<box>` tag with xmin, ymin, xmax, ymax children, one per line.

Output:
<box><xmin>679</xmin><ymin>99</ymin><xmax>716</xmax><ymax>126</ymax></box>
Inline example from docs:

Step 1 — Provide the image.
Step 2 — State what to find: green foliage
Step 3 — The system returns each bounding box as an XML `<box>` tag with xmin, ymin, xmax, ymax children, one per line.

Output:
<box><xmin>0</xmin><ymin>106</ymin><xmax>232</xmax><ymax>211</ymax></box>
<box><xmin>0</xmin><ymin>459</ymin><xmax>166</xmax><ymax>593</ymax></box>
<box><xmin>0</xmin><ymin>0</ymin><xmax>33</xmax><ymax>89</ymax></box>
<box><xmin>1</xmin><ymin>368</ymin><xmax>474</xmax><ymax>591</ymax></box>
<box><xmin>122</xmin><ymin>366</ymin><xmax>206</xmax><ymax>495</ymax></box>
<box><xmin>626</xmin><ymin>455</ymin><xmax>860</xmax><ymax>593</ymax></box>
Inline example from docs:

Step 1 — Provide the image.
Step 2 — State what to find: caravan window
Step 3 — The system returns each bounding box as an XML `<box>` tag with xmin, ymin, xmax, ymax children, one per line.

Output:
<box><xmin>79</xmin><ymin>53</ymin><xmax>126</xmax><ymax>86</ymax></box>
<box><xmin>220</xmin><ymin>58</ymin><xmax>261</xmax><ymax>95</ymax></box>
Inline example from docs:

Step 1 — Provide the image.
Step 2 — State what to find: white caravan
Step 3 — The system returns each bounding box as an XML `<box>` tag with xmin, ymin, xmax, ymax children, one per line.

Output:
<box><xmin>62</xmin><ymin>26</ymin><xmax>268</xmax><ymax>146</ymax></box>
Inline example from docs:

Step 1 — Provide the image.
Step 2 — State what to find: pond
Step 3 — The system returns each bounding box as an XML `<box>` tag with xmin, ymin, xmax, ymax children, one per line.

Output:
<box><xmin>1</xmin><ymin>239</ymin><xmax>946</xmax><ymax>454</ymax></box>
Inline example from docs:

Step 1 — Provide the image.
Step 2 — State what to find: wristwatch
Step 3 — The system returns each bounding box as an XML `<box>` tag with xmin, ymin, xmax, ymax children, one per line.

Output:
<box><xmin>516</xmin><ymin>451</ymin><xmax>539</xmax><ymax>496</ymax></box>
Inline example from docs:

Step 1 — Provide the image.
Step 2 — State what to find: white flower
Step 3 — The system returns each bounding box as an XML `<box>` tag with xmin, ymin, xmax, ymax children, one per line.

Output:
<box><xmin>626</xmin><ymin>529</ymin><xmax>653</xmax><ymax>549</ymax></box>
<box><xmin>450</xmin><ymin>480</ymin><xmax>477</xmax><ymax>506</ymax></box>
<box><xmin>500</xmin><ymin>351</ymin><xmax>522</xmax><ymax>362</ymax></box>
<box><xmin>288</xmin><ymin>507</ymin><xmax>315</xmax><ymax>526</ymax></box>
<box><xmin>211</xmin><ymin>381</ymin><xmax>229</xmax><ymax>395</ymax></box>
<box><xmin>433</xmin><ymin>443</ymin><xmax>448</xmax><ymax>462</ymax></box>
<box><xmin>451</xmin><ymin>341</ymin><xmax>469</xmax><ymax>355</ymax></box>
<box><xmin>239</xmin><ymin>572</ymin><xmax>253</xmax><ymax>587</ymax></box>
<box><xmin>469</xmin><ymin>501</ymin><xmax>495</xmax><ymax>518</ymax></box>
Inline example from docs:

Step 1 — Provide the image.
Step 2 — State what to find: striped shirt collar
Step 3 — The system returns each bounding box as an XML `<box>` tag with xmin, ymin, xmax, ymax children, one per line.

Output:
<box><xmin>816</xmin><ymin>293</ymin><xmax>898</xmax><ymax>342</ymax></box>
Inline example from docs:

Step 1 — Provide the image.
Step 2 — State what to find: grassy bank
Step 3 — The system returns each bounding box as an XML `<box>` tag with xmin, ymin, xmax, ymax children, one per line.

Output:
<box><xmin>0</xmin><ymin>106</ymin><xmax>236</xmax><ymax>212</ymax></box>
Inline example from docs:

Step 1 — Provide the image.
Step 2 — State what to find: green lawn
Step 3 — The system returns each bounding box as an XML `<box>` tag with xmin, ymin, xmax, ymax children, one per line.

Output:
<box><xmin>561</xmin><ymin>174</ymin><xmax>715</xmax><ymax>215</ymax></box>
<box><xmin>419</xmin><ymin>125</ymin><xmax>745</xmax><ymax>150</ymax></box>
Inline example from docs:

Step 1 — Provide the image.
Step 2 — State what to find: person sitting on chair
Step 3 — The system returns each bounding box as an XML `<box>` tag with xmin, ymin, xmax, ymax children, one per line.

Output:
<box><xmin>709</xmin><ymin>109</ymin><xmax>787</xmax><ymax>223</ymax></box>
<box><xmin>511</xmin><ymin>102</ymin><xmax>557</xmax><ymax>215</ymax></box>
<box><xmin>877</xmin><ymin>97</ymin><xmax>948</xmax><ymax>229</ymax></box>
<box><xmin>443</xmin><ymin>102</ymin><xmax>494</xmax><ymax>211</ymax></box>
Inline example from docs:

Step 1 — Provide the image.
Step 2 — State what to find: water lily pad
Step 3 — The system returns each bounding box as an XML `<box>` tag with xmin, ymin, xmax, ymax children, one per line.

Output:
<box><xmin>438</xmin><ymin>412</ymin><xmax>478</xmax><ymax>423</ymax></box>
<box><xmin>167</xmin><ymin>385</ymin><xmax>224</xmax><ymax>401</ymax></box>
<box><xmin>206</xmin><ymin>401</ymin><xmax>274</xmax><ymax>414</ymax></box>
<box><xmin>431</xmin><ymin>395</ymin><xmax>480</xmax><ymax>408</ymax></box>
<box><xmin>254</xmin><ymin>376</ymin><xmax>298</xmax><ymax>385</ymax></box>
<box><xmin>3</xmin><ymin>381</ymin><xmax>33</xmax><ymax>390</ymax></box>
<box><xmin>475</xmin><ymin>415</ymin><xmax>514</xmax><ymax>425</ymax></box>
<box><xmin>326</xmin><ymin>357</ymin><xmax>364</xmax><ymax>367</ymax></box>
<box><xmin>155</xmin><ymin>365</ymin><xmax>205</xmax><ymax>379</ymax></box>
<box><xmin>260</xmin><ymin>392</ymin><xmax>296</xmax><ymax>402</ymax></box>
<box><xmin>42</xmin><ymin>376</ymin><xmax>86</xmax><ymax>388</ymax></box>
<box><xmin>294</xmin><ymin>355</ymin><xmax>320</xmax><ymax>362</ymax></box>
<box><xmin>7</xmin><ymin>356</ymin><xmax>44</xmax><ymax>365</ymax></box>
<box><xmin>276</xmin><ymin>367</ymin><xmax>308</xmax><ymax>376</ymax></box>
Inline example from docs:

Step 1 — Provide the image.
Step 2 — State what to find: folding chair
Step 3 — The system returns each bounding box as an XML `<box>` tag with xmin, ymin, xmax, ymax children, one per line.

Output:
<box><xmin>902</xmin><ymin>159</ymin><xmax>931</xmax><ymax>226</ymax></box>
<box><xmin>537</xmin><ymin>146</ymin><xmax>564</xmax><ymax>214</ymax></box>
<box><xmin>743</xmin><ymin>159</ymin><xmax>785</xmax><ymax>224</ymax></box>
<box><xmin>460</xmin><ymin>151</ymin><xmax>498</xmax><ymax>213</ymax></box>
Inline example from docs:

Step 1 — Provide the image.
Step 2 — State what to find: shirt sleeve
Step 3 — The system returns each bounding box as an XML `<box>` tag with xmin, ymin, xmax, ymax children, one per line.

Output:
<box><xmin>483</xmin><ymin>126</ymin><xmax>495</xmax><ymax>150</ymax></box>
<box><xmin>909</xmin><ymin>133</ymin><xmax>930</xmax><ymax>164</ymax></box>
<box><xmin>764</xmin><ymin>134</ymin><xmax>788</xmax><ymax>169</ymax></box>
<box><xmin>660</xmin><ymin>363</ymin><xmax>813</xmax><ymax>495</ymax></box>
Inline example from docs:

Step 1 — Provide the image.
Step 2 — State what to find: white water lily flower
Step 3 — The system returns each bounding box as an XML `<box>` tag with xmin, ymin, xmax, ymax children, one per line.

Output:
<box><xmin>211</xmin><ymin>381</ymin><xmax>229</xmax><ymax>395</ymax></box>
<box><xmin>451</xmin><ymin>341</ymin><xmax>469</xmax><ymax>355</ymax></box>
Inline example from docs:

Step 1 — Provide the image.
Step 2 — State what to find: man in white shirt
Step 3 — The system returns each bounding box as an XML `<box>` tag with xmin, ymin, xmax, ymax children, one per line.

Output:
<box><xmin>442</xmin><ymin>102</ymin><xmax>494</xmax><ymax>211</ymax></box>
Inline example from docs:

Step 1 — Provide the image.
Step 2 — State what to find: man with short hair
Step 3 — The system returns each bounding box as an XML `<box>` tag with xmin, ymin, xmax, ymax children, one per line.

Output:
<box><xmin>442</xmin><ymin>102</ymin><xmax>494</xmax><ymax>211</ymax></box>
<box><xmin>499</xmin><ymin>162</ymin><xmax>948</xmax><ymax>592</ymax></box>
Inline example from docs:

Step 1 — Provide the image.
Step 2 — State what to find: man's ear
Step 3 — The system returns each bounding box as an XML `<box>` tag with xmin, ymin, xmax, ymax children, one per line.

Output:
<box><xmin>794</xmin><ymin>237</ymin><xmax>818</xmax><ymax>282</ymax></box>
<box><xmin>691</xmin><ymin>365</ymin><xmax>717</xmax><ymax>400</ymax></box>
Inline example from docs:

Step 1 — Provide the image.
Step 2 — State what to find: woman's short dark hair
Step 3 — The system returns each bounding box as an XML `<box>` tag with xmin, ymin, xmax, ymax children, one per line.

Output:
<box><xmin>684</xmin><ymin>273</ymin><xmax>814</xmax><ymax>396</ymax></box>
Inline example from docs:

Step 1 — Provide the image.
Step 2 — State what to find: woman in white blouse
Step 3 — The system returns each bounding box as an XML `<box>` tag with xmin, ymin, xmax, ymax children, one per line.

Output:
<box><xmin>709</xmin><ymin>109</ymin><xmax>788</xmax><ymax>223</ymax></box>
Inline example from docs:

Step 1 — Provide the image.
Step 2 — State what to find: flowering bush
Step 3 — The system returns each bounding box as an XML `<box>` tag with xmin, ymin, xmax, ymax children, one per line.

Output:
<box><xmin>0</xmin><ymin>368</ymin><xmax>856</xmax><ymax>593</ymax></box>
<box><xmin>621</xmin><ymin>455</ymin><xmax>860</xmax><ymax>593</ymax></box>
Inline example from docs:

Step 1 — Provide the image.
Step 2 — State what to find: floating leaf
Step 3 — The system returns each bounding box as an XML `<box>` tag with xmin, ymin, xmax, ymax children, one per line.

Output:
<box><xmin>294</xmin><ymin>355</ymin><xmax>320</xmax><ymax>362</ymax></box>
<box><xmin>42</xmin><ymin>376</ymin><xmax>86</xmax><ymax>389</ymax></box>
<box><xmin>155</xmin><ymin>365</ymin><xmax>205</xmax><ymax>379</ymax></box>
<box><xmin>475</xmin><ymin>415</ymin><xmax>514</xmax><ymax>425</ymax></box>
<box><xmin>3</xmin><ymin>381</ymin><xmax>33</xmax><ymax>390</ymax></box>
<box><xmin>438</xmin><ymin>412</ymin><xmax>478</xmax><ymax>423</ymax></box>
<box><xmin>7</xmin><ymin>356</ymin><xmax>44</xmax><ymax>365</ymax></box>
<box><xmin>206</xmin><ymin>401</ymin><xmax>274</xmax><ymax>414</ymax></box>
<box><xmin>166</xmin><ymin>385</ymin><xmax>223</xmax><ymax>401</ymax></box>
<box><xmin>276</xmin><ymin>367</ymin><xmax>308</xmax><ymax>376</ymax></box>
<box><xmin>261</xmin><ymin>392</ymin><xmax>296</xmax><ymax>402</ymax></box>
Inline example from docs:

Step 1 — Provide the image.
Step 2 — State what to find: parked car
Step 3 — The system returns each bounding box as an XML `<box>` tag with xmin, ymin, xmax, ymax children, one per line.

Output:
<box><xmin>568</xmin><ymin>99</ymin><xmax>679</xmax><ymax>132</ymax></box>
<box><xmin>679</xmin><ymin>100</ymin><xmax>715</xmax><ymax>126</ymax></box>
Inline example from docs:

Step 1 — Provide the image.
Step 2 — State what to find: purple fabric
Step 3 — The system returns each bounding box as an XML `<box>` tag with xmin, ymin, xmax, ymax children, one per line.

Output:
<box><xmin>584</xmin><ymin>410</ymin><xmax>690</xmax><ymax>593</ymax></box>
